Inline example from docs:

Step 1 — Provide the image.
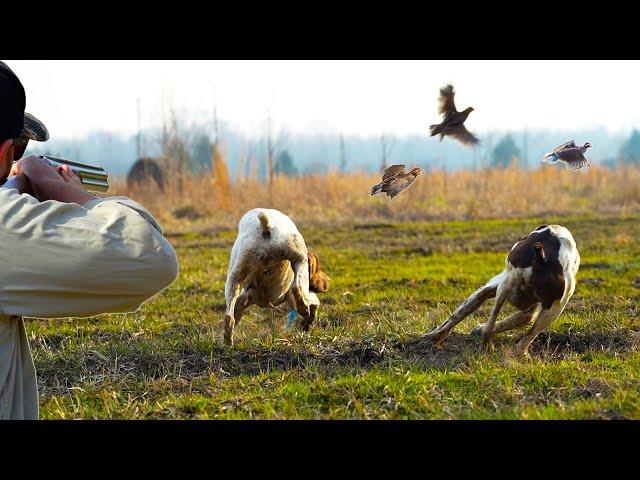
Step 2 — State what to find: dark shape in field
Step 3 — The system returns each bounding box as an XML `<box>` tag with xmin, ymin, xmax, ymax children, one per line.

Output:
<box><xmin>127</xmin><ymin>157</ymin><xmax>165</xmax><ymax>191</ymax></box>
<box><xmin>369</xmin><ymin>164</ymin><xmax>425</xmax><ymax>199</ymax></box>
<box><xmin>542</xmin><ymin>140</ymin><xmax>592</xmax><ymax>170</ymax></box>
<box><xmin>429</xmin><ymin>84</ymin><xmax>479</xmax><ymax>147</ymax></box>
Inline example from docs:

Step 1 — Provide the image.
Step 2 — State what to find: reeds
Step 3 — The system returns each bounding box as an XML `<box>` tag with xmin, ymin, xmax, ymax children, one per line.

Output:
<box><xmin>111</xmin><ymin>154</ymin><xmax>640</xmax><ymax>232</ymax></box>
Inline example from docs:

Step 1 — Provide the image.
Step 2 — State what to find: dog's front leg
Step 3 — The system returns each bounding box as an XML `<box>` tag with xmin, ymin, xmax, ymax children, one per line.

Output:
<box><xmin>482</xmin><ymin>272</ymin><xmax>518</xmax><ymax>349</ymax></box>
<box><xmin>299</xmin><ymin>292</ymin><xmax>319</xmax><ymax>331</ymax></box>
<box><xmin>291</xmin><ymin>255</ymin><xmax>311</xmax><ymax>318</ymax></box>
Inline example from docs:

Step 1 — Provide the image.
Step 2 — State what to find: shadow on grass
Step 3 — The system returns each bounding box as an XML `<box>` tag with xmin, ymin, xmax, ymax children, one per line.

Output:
<box><xmin>35</xmin><ymin>326</ymin><xmax>640</xmax><ymax>396</ymax></box>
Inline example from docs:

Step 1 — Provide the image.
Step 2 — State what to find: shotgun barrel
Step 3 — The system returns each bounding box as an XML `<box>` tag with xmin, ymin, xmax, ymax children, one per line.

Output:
<box><xmin>40</xmin><ymin>155</ymin><xmax>109</xmax><ymax>193</ymax></box>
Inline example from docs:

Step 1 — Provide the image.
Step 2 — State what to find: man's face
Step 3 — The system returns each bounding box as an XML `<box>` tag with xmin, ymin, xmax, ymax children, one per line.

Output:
<box><xmin>0</xmin><ymin>139</ymin><xmax>16</xmax><ymax>181</ymax></box>
<box><xmin>12</xmin><ymin>137</ymin><xmax>28</xmax><ymax>160</ymax></box>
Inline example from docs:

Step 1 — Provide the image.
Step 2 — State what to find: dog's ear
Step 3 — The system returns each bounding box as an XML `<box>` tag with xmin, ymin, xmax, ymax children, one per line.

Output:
<box><xmin>533</xmin><ymin>242</ymin><xmax>546</xmax><ymax>263</ymax></box>
<box><xmin>308</xmin><ymin>252</ymin><xmax>329</xmax><ymax>293</ymax></box>
<box><xmin>308</xmin><ymin>252</ymin><xmax>318</xmax><ymax>275</ymax></box>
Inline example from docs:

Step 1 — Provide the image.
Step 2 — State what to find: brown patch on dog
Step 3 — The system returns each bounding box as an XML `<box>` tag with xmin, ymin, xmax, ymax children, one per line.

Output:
<box><xmin>508</xmin><ymin>227</ymin><xmax>565</xmax><ymax>309</ymax></box>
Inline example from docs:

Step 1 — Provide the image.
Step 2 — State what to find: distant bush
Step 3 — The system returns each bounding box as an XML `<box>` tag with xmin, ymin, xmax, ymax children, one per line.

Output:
<box><xmin>491</xmin><ymin>134</ymin><xmax>521</xmax><ymax>168</ymax></box>
<box><xmin>618</xmin><ymin>129</ymin><xmax>640</xmax><ymax>165</ymax></box>
<box><xmin>274</xmin><ymin>150</ymin><xmax>298</xmax><ymax>176</ymax></box>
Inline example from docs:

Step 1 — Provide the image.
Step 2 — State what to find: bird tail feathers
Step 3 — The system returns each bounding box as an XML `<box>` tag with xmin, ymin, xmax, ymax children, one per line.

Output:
<box><xmin>542</xmin><ymin>152</ymin><xmax>559</xmax><ymax>164</ymax></box>
<box><xmin>429</xmin><ymin>124</ymin><xmax>441</xmax><ymax>137</ymax></box>
<box><xmin>566</xmin><ymin>159</ymin><xmax>590</xmax><ymax>170</ymax></box>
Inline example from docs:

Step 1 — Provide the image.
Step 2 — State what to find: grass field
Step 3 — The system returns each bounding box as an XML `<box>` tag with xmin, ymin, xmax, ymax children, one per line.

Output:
<box><xmin>29</xmin><ymin>212</ymin><xmax>640</xmax><ymax>419</ymax></box>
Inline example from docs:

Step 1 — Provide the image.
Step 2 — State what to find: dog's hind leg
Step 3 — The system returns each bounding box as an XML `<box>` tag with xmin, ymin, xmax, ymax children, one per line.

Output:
<box><xmin>425</xmin><ymin>271</ymin><xmax>504</xmax><ymax>344</ymax></box>
<box><xmin>471</xmin><ymin>304</ymin><xmax>540</xmax><ymax>336</ymax></box>
<box><xmin>514</xmin><ymin>299</ymin><xmax>566</xmax><ymax>358</ymax></box>
<box><xmin>224</xmin><ymin>282</ymin><xmax>242</xmax><ymax>346</ymax></box>
<box><xmin>232</xmin><ymin>291</ymin><xmax>252</xmax><ymax>330</ymax></box>
<box><xmin>515</xmin><ymin>271</ymin><xmax>574</xmax><ymax>357</ymax></box>
<box><xmin>223</xmin><ymin>254</ymin><xmax>254</xmax><ymax>346</ymax></box>
<box><xmin>481</xmin><ymin>272</ymin><xmax>518</xmax><ymax>348</ymax></box>
<box><xmin>290</xmin><ymin>254</ymin><xmax>311</xmax><ymax>318</ymax></box>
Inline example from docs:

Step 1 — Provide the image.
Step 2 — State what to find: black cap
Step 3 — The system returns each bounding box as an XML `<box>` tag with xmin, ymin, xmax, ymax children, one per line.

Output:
<box><xmin>0</xmin><ymin>61</ymin><xmax>26</xmax><ymax>142</ymax></box>
<box><xmin>0</xmin><ymin>61</ymin><xmax>49</xmax><ymax>143</ymax></box>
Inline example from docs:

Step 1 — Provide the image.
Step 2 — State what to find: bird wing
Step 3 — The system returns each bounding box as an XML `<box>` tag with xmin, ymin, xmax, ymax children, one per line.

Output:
<box><xmin>565</xmin><ymin>157</ymin><xmax>590</xmax><ymax>170</ymax></box>
<box><xmin>385</xmin><ymin>175</ymin><xmax>415</xmax><ymax>198</ymax></box>
<box><xmin>556</xmin><ymin>147</ymin><xmax>585</xmax><ymax>164</ymax></box>
<box><xmin>382</xmin><ymin>164</ymin><xmax>406</xmax><ymax>180</ymax></box>
<box><xmin>449</xmin><ymin>124</ymin><xmax>480</xmax><ymax>146</ymax></box>
<box><xmin>553</xmin><ymin>140</ymin><xmax>576</xmax><ymax>152</ymax></box>
<box><xmin>438</xmin><ymin>84</ymin><xmax>457</xmax><ymax>118</ymax></box>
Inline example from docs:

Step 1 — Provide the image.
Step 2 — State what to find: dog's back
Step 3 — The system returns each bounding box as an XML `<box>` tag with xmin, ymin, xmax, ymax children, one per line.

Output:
<box><xmin>238</xmin><ymin>208</ymin><xmax>300</xmax><ymax>245</ymax></box>
<box><xmin>224</xmin><ymin>209</ymin><xmax>316</xmax><ymax>344</ymax></box>
<box><xmin>506</xmin><ymin>225</ymin><xmax>579</xmax><ymax>309</ymax></box>
<box><xmin>229</xmin><ymin>209</ymin><xmax>307</xmax><ymax>308</ymax></box>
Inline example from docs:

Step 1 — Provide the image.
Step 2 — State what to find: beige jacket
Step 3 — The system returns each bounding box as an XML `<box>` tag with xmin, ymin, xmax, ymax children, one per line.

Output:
<box><xmin>0</xmin><ymin>187</ymin><xmax>179</xmax><ymax>420</ymax></box>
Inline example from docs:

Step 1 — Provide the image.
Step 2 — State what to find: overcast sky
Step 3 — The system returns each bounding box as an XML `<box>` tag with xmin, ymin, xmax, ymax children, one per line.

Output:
<box><xmin>6</xmin><ymin>60</ymin><xmax>640</xmax><ymax>140</ymax></box>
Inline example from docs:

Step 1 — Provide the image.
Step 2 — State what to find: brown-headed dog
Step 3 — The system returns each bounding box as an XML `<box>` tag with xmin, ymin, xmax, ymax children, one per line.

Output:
<box><xmin>307</xmin><ymin>252</ymin><xmax>330</xmax><ymax>294</ymax></box>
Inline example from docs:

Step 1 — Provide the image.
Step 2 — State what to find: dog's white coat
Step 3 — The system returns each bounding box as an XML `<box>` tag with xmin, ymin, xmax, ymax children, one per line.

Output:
<box><xmin>223</xmin><ymin>208</ymin><xmax>319</xmax><ymax>344</ymax></box>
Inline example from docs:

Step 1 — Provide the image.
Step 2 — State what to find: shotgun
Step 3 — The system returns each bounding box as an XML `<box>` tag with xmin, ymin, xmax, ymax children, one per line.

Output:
<box><xmin>10</xmin><ymin>155</ymin><xmax>110</xmax><ymax>194</ymax></box>
<box><xmin>12</xmin><ymin>128</ymin><xmax>110</xmax><ymax>193</ymax></box>
<box><xmin>39</xmin><ymin>156</ymin><xmax>110</xmax><ymax>193</ymax></box>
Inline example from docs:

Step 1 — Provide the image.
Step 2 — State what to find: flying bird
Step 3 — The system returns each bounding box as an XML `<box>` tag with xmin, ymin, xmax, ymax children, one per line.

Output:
<box><xmin>542</xmin><ymin>141</ymin><xmax>592</xmax><ymax>170</ymax></box>
<box><xmin>429</xmin><ymin>84</ymin><xmax>479</xmax><ymax>147</ymax></box>
<box><xmin>369</xmin><ymin>165</ymin><xmax>424</xmax><ymax>199</ymax></box>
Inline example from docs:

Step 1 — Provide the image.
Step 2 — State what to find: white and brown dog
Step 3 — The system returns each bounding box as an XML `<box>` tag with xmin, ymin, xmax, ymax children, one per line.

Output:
<box><xmin>426</xmin><ymin>225</ymin><xmax>580</xmax><ymax>357</ymax></box>
<box><xmin>223</xmin><ymin>208</ymin><xmax>329</xmax><ymax>345</ymax></box>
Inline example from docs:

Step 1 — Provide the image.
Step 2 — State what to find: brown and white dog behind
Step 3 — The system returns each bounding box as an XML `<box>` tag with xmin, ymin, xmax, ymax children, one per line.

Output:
<box><xmin>307</xmin><ymin>252</ymin><xmax>330</xmax><ymax>294</ymax></box>
<box><xmin>426</xmin><ymin>225</ymin><xmax>580</xmax><ymax>357</ymax></box>
<box><xmin>223</xmin><ymin>208</ymin><xmax>328</xmax><ymax>345</ymax></box>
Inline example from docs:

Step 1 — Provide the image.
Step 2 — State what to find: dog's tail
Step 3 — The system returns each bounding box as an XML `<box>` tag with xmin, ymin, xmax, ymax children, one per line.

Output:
<box><xmin>258</xmin><ymin>211</ymin><xmax>271</xmax><ymax>239</ymax></box>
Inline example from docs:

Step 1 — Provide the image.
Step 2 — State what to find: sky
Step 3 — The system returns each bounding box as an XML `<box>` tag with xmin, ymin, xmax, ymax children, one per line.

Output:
<box><xmin>6</xmin><ymin>60</ymin><xmax>640</xmax><ymax>140</ymax></box>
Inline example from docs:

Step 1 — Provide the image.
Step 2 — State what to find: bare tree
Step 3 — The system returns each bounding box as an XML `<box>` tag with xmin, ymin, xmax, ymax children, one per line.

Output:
<box><xmin>380</xmin><ymin>134</ymin><xmax>396</xmax><ymax>172</ymax></box>
<box><xmin>267</xmin><ymin>114</ymin><xmax>275</xmax><ymax>189</ymax></box>
<box><xmin>264</xmin><ymin>114</ymin><xmax>288</xmax><ymax>197</ymax></box>
<box><xmin>212</xmin><ymin>85</ymin><xmax>220</xmax><ymax>150</ymax></box>
<box><xmin>237</xmin><ymin>141</ymin><xmax>256</xmax><ymax>184</ymax></box>
<box><xmin>248</xmin><ymin>145</ymin><xmax>259</xmax><ymax>182</ymax></box>
<box><xmin>155</xmin><ymin>101</ymin><xmax>191</xmax><ymax>196</ymax></box>
<box><xmin>243</xmin><ymin>141</ymin><xmax>256</xmax><ymax>181</ymax></box>
<box><xmin>522</xmin><ymin>130</ymin><xmax>529</xmax><ymax>169</ymax></box>
<box><xmin>136</xmin><ymin>97</ymin><xmax>143</xmax><ymax>159</ymax></box>
<box><xmin>339</xmin><ymin>134</ymin><xmax>347</xmax><ymax>173</ymax></box>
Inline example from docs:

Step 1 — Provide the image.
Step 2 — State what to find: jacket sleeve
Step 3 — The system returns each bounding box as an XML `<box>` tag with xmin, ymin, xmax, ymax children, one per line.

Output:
<box><xmin>0</xmin><ymin>188</ymin><xmax>179</xmax><ymax>318</ymax></box>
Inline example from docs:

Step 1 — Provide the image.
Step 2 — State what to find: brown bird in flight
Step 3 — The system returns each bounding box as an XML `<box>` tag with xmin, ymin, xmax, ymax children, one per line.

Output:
<box><xmin>429</xmin><ymin>84</ymin><xmax>479</xmax><ymax>147</ymax></box>
<box><xmin>369</xmin><ymin>165</ymin><xmax>425</xmax><ymax>199</ymax></box>
<box><xmin>542</xmin><ymin>140</ymin><xmax>592</xmax><ymax>170</ymax></box>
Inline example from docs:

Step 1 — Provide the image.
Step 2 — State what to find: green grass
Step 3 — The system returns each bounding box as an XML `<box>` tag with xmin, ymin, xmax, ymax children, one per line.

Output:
<box><xmin>29</xmin><ymin>213</ymin><xmax>640</xmax><ymax>419</ymax></box>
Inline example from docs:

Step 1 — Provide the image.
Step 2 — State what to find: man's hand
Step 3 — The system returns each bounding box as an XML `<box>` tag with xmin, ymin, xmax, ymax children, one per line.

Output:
<box><xmin>57</xmin><ymin>164</ymin><xmax>85</xmax><ymax>189</ymax></box>
<box><xmin>11</xmin><ymin>155</ymin><xmax>95</xmax><ymax>205</ymax></box>
<box><xmin>1</xmin><ymin>173</ymin><xmax>32</xmax><ymax>194</ymax></box>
